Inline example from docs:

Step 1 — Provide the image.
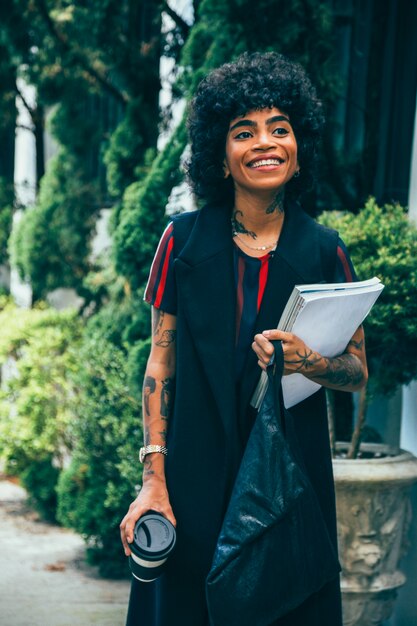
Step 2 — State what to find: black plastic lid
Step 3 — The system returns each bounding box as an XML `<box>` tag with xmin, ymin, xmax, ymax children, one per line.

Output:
<box><xmin>130</xmin><ymin>511</ymin><xmax>176</xmax><ymax>560</ymax></box>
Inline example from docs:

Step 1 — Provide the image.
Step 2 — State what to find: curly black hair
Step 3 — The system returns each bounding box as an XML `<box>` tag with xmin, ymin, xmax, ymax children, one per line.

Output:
<box><xmin>186</xmin><ymin>52</ymin><xmax>325</xmax><ymax>205</ymax></box>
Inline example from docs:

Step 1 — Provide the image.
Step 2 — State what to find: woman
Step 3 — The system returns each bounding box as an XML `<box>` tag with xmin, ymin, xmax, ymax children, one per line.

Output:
<box><xmin>120</xmin><ymin>52</ymin><xmax>367</xmax><ymax>626</ymax></box>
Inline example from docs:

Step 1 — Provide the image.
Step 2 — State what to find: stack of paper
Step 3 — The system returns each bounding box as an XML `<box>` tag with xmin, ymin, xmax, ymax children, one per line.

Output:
<box><xmin>251</xmin><ymin>277</ymin><xmax>384</xmax><ymax>409</ymax></box>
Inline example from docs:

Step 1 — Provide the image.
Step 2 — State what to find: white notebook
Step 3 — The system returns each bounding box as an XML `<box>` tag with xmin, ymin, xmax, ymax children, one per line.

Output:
<box><xmin>251</xmin><ymin>277</ymin><xmax>384</xmax><ymax>409</ymax></box>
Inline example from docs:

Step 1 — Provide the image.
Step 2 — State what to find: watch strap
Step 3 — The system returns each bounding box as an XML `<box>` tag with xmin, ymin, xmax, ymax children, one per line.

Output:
<box><xmin>139</xmin><ymin>444</ymin><xmax>168</xmax><ymax>463</ymax></box>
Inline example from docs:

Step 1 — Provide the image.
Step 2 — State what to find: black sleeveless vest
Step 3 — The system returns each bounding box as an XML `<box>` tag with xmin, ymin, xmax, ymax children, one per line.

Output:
<box><xmin>126</xmin><ymin>201</ymin><xmax>342</xmax><ymax>626</ymax></box>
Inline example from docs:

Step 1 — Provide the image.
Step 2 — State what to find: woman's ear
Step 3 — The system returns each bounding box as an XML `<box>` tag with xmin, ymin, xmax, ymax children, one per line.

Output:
<box><xmin>223</xmin><ymin>160</ymin><xmax>230</xmax><ymax>179</ymax></box>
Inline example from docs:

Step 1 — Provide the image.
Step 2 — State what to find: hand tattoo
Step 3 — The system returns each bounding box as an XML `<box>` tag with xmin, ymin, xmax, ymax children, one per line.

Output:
<box><xmin>284</xmin><ymin>348</ymin><xmax>323</xmax><ymax>371</ymax></box>
<box><xmin>143</xmin><ymin>376</ymin><xmax>156</xmax><ymax>417</ymax></box>
<box><xmin>231</xmin><ymin>209</ymin><xmax>257</xmax><ymax>239</ymax></box>
<box><xmin>155</xmin><ymin>329</ymin><xmax>176</xmax><ymax>347</ymax></box>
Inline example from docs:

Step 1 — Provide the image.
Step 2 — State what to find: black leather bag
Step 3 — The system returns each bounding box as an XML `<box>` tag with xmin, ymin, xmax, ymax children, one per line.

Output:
<box><xmin>205</xmin><ymin>342</ymin><xmax>340</xmax><ymax>626</ymax></box>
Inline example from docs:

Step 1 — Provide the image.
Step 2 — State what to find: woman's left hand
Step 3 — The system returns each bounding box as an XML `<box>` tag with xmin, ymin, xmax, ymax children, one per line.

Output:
<box><xmin>252</xmin><ymin>329</ymin><xmax>323</xmax><ymax>376</ymax></box>
<box><xmin>252</xmin><ymin>326</ymin><xmax>368</xmax><ymax>392</ymax></box>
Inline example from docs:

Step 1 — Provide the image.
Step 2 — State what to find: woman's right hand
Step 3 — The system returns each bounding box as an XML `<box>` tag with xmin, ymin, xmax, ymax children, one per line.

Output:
<box><xmin>119</xmin><ymin>476</ymin><xmax>176</xmax><ymax>556</ymax></box>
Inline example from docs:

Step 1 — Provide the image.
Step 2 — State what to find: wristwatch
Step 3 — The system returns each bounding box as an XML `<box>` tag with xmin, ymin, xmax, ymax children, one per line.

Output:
<box><xmin>139</xmin><ymin>445</ymin><xmax>168</xmax><ymax>463</ymax></box>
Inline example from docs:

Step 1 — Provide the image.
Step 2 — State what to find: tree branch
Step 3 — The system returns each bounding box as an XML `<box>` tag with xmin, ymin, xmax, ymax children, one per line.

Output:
<box><xmin>16</xmin><ymin>124</ymin><xmax>35</xmax><ymax>132</ymax></box>
<box><xmin>163</xmin><ymin>1</ymin><xmax>191</xmax><ymax>38</ymax></box>
<box><xmin>15</xmin><ymin>83</ymin><xmax>35</xmax><ymax>117</ymax></box>
<box><xmin>326</xmin><ymin>389</ymin><xmax>336</xmax><ymax>458</ymax></box>
<box><xmin>33</xmin><ymin>0</ymin><xmax>129</xmax><ymax>106</ymax></box>
<box><xmin>347</xmin><ymin>385</ymin><xmax>368</xmax><ymax>459</ymax></box>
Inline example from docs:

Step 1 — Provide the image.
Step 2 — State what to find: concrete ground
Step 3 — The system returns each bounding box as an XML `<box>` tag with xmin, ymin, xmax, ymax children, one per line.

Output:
<box><xmin>0</xmin><ymin>477</ymin><xmax>131</xmax><ymax>626</ymax></box>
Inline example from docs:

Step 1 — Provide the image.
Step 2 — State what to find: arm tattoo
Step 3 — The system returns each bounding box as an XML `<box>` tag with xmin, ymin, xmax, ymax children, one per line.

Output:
<box><xmin>153</xmin><ymin>308</ymin><xmax>176</xmax><ymax>348</ymax></box>
<box><xmin>143</xmin><ymin>376</ymin><xmax>156</xmax><ymax>417</ymax></box>
<box><xmin>348</xmin><ymin>338</ymin><xmax>364</xmax><ymax>350</ymax></box>
<box><xmin>152</xmin><ymin>308</ymin><xmax>165</xmax><ymax>336</ymax></box>
<box><xmin>315</xmin><ymin>354</ymin><xmax>364</xmax><ymax>386</ymax></box>
<box><xmin>144</xmin><ymin>458</ymin><xmax>155</xmax><ymax>477</ymax></box>
<box><xmin>284</xmin><ymin>348</ymin><xmax>323</xmax><ymax>371</ymax></box>
<box><xmin>155</xmin><ymin>329</ymin><xmax>176</xmax><ymax>347</ymax></box>
<box><xmin>231</xmin><ymin>209</ymin><xmax>257</xmax><ymax>239</ymax></box>
<box><xmin>266</xmin><ymin>190</ymin><xmax>285</xmax><ymax>214</ymax></box>
<box><xmin>160</xmin><ymin>377</ymin><xmax>174</xmax><ymax>418</ymax></box>
<box><xmin>158</xmin><ymin>429</ymin><xmax>167</xmax><ymax>444</ymax></box>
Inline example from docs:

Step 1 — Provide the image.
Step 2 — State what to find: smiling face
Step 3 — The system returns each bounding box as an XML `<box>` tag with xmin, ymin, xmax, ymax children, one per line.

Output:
<box><xmin>224</xmin><ymin>107</ymin><xmax>299</xmax><ymax>200</ymax></box>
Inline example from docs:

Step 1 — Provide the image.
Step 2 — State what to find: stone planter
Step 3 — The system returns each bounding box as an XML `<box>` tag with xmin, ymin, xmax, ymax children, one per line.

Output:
<box><xmin>333</xmin><ymin>443</ymin><xmax>417</xmax><ymax>626</ymax></box>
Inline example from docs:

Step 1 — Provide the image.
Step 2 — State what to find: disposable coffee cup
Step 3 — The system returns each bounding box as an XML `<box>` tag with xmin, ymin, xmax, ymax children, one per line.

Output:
<box><xmin>129</xmin><ymin>511</ymin><xmax>176</xmax><ymax>582</ymax></box>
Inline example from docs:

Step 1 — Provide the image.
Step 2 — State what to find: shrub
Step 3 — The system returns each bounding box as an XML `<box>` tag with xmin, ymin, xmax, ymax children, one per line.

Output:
<box><xmin>0</xmin><ymin>303</ymin><xmax>82</xmax><ymax>520</ymax></box>
<box><xmin>82</xmin><ymin>260</ymin><xmax>150</xmax><ymax>349</ymax></box>
<box><xmin>9</xmin><ymin>148</ymin><xmax>98</xmax><ymax>300</ymax></box>
<box><xmin>113</xmin><ymin>119</ymin><xmax>187</xmax><ymax>290</ymax></box>
<box><xmin>319</xmin><ymin>198</ymin><xmax>417</xmax><ymax>396</ymax></box>
<box><xmin>104</xmin><ymin>97</ymin><xmax>158</xmax><ymax>199</ymax></box>
<box><xmin>20</xmin><ymin>459</ymin><xmax>61</xmax><ymax>522</ymax></box>
<box><xmin>0</xmin><ymin>176</ymin><xmax>14</xmax><ymax>265</ymax></box>
<box><xmin>57</xmin><ymin>330</ymin><xmax>143</xmax><ymax>577</ymax></box>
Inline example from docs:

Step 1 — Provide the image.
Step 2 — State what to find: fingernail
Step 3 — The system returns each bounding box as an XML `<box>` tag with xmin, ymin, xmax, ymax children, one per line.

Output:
<box><xmin>263</xmin><ymin>330</ymin><xmax>271</xmax><ymax>337</ymax></box>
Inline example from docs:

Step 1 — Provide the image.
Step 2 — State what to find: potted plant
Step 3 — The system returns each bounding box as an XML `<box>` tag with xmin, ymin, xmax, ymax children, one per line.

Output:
<box><xmin>319</xmin><ymin>198</ymin><xmax>417</xmax><ymax>626</ymax></box>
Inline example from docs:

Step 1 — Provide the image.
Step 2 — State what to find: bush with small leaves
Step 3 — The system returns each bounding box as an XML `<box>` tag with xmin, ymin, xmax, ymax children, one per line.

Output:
<box><xmin>0</xmin><ymin>177</ymin><xmax>13</xmax><ymax>265</ymax></box>
<box><xmin>319</xmin><ymin>198</ymin><xmax>417</xmax><ymax>396</ymax></box>
<box><xmin>9</xmin><ymin>149</ymin><xmax>98</xmax><ymax>300</ymax></box>
<box><xmin>57</xmin><ymin>330</ymin><xmax>143</xmax><ymax>577</ymax></box>
<box><xmin>0</xmin><ymin>303</ymin><xmax>82</xmax><ymax>520</ymax></box>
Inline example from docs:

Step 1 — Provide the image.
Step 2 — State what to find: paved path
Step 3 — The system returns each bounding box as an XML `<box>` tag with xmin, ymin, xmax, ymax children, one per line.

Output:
<box><xmin>0</xmin><ymin>478</ymin><xmax>130</xmax><ymax>626</ymax></box>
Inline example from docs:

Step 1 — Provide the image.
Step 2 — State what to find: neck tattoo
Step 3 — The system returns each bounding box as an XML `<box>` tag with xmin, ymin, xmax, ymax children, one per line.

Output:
<box><xmin>232</xmin><ymin>230</ymin><xmax>278</xmax><ymax>251</ymax></box>
<box><xmin>231</xmin><ymin>209</ymin><xmax>257</xmax><ymax>239</ymax></box>
<box><xmin>231</xmin><ymin>198</ymin><xmax>285</xmax><ymax>251</ymax></box>
<box><xmin>265</xmin><ymin>190</ymin><xmax>285</xmax><ymax>215</ymax></box>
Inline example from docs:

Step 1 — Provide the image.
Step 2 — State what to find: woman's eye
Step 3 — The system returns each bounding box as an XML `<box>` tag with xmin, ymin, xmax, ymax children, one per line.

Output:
<box><xmin>273</xmin><ymin>127</ymin><xmax>289</xmax><ymax>136</ymax></box>
<box><xmin>235</xmin><ymin>131</ymin><xmax>252</xmax><ymax>139</ymax></box>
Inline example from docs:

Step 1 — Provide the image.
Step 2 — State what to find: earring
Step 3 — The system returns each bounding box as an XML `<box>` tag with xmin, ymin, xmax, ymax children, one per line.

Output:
<box><xmin>293</xmin><ymin>170</ymin><xmax>300</xmax><ymax>179</ymax></box>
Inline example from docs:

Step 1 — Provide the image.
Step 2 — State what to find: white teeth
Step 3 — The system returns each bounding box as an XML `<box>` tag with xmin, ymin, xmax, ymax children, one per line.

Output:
<box><xmin>250</xmin><ymin>159</ymin><xmax>283</xmax><ymax>168</ymax></box>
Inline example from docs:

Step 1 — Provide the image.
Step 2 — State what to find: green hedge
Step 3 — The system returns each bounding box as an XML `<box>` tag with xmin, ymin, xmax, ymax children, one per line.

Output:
<box><xmin>0</xmin><ymin>301</ymin><xmax>82</xmax><ymax>520</ymax></box>
<box><xmin>9</xmin><ymin>148</ymin><xmax>98</xmax><ymax>299</ymax></box>
<box><xmin>113</xmin><ymin>119</ymin><xmax>187</xmax><ymax>290</ymax></box>
<box><xmin>56</xmin><ymin>330</ymin><xmax>145</xmax><ymax>577</ymax></box>
<box><xmin>82</xmin><ymin>261</ymin><xmax>150</xmax><ymax>349</ymax></box>
<box><xmin>0</xmin><ymin>297</ymin><xmax>149</xmax><ymax>574</ymax></box>
<box><xmin>319</xmin><ymin>198</ymin><xmax>417</xmax><ymax>395</ymax></box>
<box><xmin>104</xmin><ymin>97</ymin><xmax>158</xmax><ymax>199</ymax></box>
<box><xmin>0</xmin><ymin>177</ymin><xmax>13</xmax><ymax>265</ymax></box>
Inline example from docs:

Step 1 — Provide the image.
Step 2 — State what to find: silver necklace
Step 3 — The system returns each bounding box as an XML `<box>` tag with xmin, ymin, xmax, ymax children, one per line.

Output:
<box><xmin>232</xmin><ymin>230</ymin><xmax>278</xmax><ymax>251</ymax></box>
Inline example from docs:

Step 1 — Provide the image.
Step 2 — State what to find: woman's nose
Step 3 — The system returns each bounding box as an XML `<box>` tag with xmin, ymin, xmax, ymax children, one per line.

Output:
<box><xmin>254</xmin><ymin>129</ymin><xmax>276</xmax><ymax>150</ymax></box>
<box><xmin>253</xmin><ymin>131</ymin><xmax>277</xmax><ymax>150</ymax></box>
